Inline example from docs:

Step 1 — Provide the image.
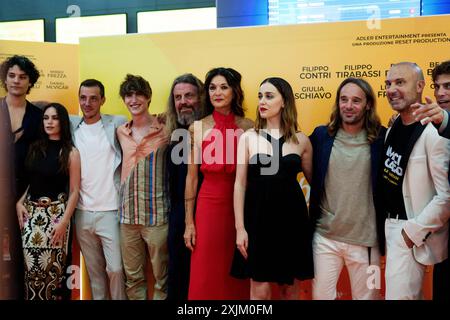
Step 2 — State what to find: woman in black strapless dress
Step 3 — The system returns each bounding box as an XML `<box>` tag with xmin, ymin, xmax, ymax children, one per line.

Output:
<box><xmin>231</xmin><ymin>77</ymin><xmax>314</xmax><ymax>300</ymax></box>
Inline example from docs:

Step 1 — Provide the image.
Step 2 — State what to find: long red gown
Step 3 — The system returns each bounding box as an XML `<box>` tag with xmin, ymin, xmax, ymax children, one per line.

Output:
<box><xmin>188</xmin><ymin>110</ymin><xmax>250</xmax><ymax>300</ymax></box>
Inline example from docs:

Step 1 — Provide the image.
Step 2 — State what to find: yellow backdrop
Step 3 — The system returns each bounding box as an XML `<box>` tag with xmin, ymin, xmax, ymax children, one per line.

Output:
<box><xmin>80</xmin><ymin>15</ymin><xmax>449</xmax><ymax>135</ymax></box>
<box><xmin>79</xmin><ymin>14</ymin><xmax>449</xmax><ymax>300</ymax></box>
<box><xmin>2</xmin><ymin>14</ymin><xmax>448</xmax><ymax>300</ymax></box>
<box><xmin>0</xmin><ymin>40</ymin><xmax>79</xmax><ymax>114</ymax></box>
<box><xmin>0</xmin><ymin>39</ymin><xmax>81</xmax><ymax>299</ymax></box>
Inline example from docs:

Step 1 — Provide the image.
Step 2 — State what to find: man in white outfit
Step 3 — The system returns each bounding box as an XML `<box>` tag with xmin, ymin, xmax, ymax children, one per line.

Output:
<box><xmin>309</xmin><ymin>77</ymin><xmax>385</xmax><ymax>300</ymax></box>
<box><xmin>380</xmin><ymin>62</ymin><xmax>450</xmax><ymax>299</ymax></box>
<box><xmin>71</xmin><ymin>79</ymin><xmax>127</xmax><ymax>299</ymax></box>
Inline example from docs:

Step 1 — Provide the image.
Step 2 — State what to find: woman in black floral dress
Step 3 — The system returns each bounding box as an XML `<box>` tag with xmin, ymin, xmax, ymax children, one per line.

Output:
<box><xmin>16</xmin><ymin>103</ymin><xmax>80</xmax><ymax>300</ymax></box>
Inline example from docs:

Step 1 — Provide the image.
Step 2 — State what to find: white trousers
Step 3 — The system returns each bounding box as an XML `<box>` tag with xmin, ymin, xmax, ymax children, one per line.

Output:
<box><xmin>384</xmin><ymin>218</ymin><xmax>425</xmax><ymax>300</ymax></box>
<box><xmin>312</xmin><ymin>232</ymin><xmax>381</xmax><ymax>300</ymax></box>
<box><xmin>75</xmin><ymin>209</ymin><xmax>126</xmax><ymax>300</ymax></box>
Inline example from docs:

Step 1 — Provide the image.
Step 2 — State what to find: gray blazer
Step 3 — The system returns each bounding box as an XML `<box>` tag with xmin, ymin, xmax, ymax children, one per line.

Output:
<box><xmin>70</xmin><ymin>114</ymin><xmax>127</xmax><ymax>198</ymax></box>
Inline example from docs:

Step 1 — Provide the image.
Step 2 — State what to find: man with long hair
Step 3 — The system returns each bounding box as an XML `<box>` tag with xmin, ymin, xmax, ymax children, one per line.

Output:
<box><xmin>380</xmin><ymin>62</ymin><xmax>450</xmax><ymax>299</ymax></box>
<box><xmin>165</xmin><ymin>73</ymin><xmax>204</xmax><ymax>300</ymax></box>
<box><xmin>309</xmin><ymin>77</ymin><xmax>385</xmax><ymax>300</ymax></box>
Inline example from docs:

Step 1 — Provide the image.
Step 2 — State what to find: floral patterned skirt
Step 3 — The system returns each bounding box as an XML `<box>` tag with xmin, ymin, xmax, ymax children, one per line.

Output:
<box><xmin>22</xmin><ymin>194</ymin><xmax>70</xmax><ymax>300</ymax></box>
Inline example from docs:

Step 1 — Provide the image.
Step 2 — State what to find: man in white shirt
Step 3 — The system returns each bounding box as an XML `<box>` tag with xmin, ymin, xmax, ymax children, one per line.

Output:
<box><xmin>71</xmin><ymin>79</ymin><xmax>127</xmax><ymax>299</ymax></box>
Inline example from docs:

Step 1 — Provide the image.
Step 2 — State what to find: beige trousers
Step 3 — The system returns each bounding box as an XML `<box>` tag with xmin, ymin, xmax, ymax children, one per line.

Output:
<box><xmin>120</xmin><ymin>223</ymin><xmax>168</xmax><ymax>300</ymax></box>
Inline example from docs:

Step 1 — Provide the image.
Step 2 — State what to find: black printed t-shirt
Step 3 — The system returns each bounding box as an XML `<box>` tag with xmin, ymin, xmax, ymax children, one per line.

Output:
<box><xmin>381</xmin><ymin>121</ymin><xmax>420</xmax><ymax>220</ymax></box>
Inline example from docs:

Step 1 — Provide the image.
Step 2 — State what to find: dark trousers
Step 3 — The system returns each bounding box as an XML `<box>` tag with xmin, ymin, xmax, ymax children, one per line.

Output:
<box><xmin>1</xmin><ymin>221</ymin><xmax>25</xmax><ymax>300</ymax></box>
<box><xmin>167</xmin><ymin>207</ymin><xmax>190</xmax><ymax>301</ymax></box>
<box><xmin>433</xmin><ymin>232</ymin><xmax>450</xmax><ymax>300</ymax></box>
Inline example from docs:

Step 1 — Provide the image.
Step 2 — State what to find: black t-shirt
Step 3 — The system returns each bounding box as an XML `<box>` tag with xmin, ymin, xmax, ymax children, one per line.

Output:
<box><xmin>381</xmin><ymin>121</ymin><xmax>420</xmax><ymax>220</ymax></box>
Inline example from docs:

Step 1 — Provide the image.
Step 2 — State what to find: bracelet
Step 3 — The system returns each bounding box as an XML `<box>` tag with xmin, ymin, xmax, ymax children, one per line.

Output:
<box><xmin>184</xmin><ymin>196</ymin><xmax>196</xmax><ymax>202</ymax></box>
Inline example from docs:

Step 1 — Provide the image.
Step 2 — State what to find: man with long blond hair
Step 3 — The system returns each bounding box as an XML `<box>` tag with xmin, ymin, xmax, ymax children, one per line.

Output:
<box><xmin>309</xmin><ymin>77</ymin><xmax>385</xmax><ymax>300</ymax></box>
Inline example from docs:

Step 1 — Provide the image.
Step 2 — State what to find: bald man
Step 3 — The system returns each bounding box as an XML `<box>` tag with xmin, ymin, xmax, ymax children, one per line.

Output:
<box><xmin>378</xmin><ymin>62</ymin><xmax>450</xmax><ymax>299</ymax></box>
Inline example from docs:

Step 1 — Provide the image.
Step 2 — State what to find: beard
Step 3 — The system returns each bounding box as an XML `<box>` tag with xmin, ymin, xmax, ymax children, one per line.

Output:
<box><xmin>340</xmin><ymin>110</ymin><xmax>365</xmax><ymax>126</ymax></box>
<box><xmin>177</xmin><ymin>108</ymin><xmax>201</xmax><ymax>127</ymax></box>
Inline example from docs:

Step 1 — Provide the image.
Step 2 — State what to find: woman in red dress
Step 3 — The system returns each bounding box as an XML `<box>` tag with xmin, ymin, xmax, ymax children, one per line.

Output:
<box><xmin>184</xmin><ymin>67</ymin><xmax>253</xmax><ymax>299</ymax></box>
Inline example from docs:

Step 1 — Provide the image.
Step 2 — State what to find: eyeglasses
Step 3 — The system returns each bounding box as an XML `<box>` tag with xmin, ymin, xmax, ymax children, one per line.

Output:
<box><xmin>431</xmin><ymin>82</ymin><xmax>450</xmax><ymax>90</ymax></box>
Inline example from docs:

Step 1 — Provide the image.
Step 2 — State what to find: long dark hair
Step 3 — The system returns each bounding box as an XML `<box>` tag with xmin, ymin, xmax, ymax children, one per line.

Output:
<box><xmin>204</xmin><ymin>67</ymin><xmax>245</xmax><ymax>117</ymax></box>
<box><xmin>26</xmin><ymin>103</ymin><xmax>73</xmax><ymax>174</ymax></box>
